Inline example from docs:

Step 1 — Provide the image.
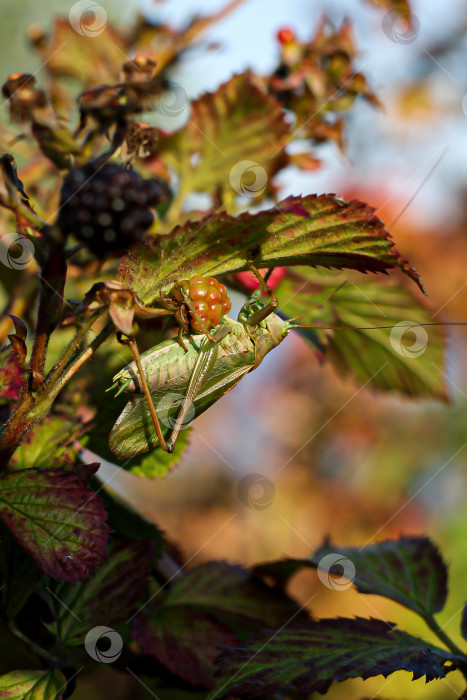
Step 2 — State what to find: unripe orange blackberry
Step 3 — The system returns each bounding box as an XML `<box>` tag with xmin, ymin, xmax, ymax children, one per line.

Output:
<box><xmin>172</xmin><ymin>276</ymin><xmax>231</xmax><ymax>333</ymax></box>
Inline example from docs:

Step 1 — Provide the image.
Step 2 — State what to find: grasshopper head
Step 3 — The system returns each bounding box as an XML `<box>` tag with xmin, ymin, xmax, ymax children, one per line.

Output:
<box><xmin>238</xmin><ymin>299</ymin><xmax>291</xmax><ymax>344</ymax></box>
<box><xmin>109</xmin><ymin>365</ymin><xmax>138</xmax><ymax>395</ymax></box>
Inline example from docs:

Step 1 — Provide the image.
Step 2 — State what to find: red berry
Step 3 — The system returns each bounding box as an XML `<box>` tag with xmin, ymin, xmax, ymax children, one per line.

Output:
<box><xmin>171</xmin><ymin>275</ymin><xmax>232</xmax><ymax>333</ymax></box>
<box><xmin>190</xmin><ymin>285</ymin><xmax>209</xmax><ymax>301</ymax></box>
<box><xmin>217</xmin><ymin>283</ymin><xmax>227</xmax><ymax>299</ymax></box>
<box><xmin>207</xmin><ymin>303</ymin><xmax>222</xmax><ymax>321</ymax></box>
<box><xmin>190</xmin><ymin>276</ymin><xmax>205</xmax><ymax>285</ymax></box>
<box><xmin>222</xmin><ymin>299</ymin><xmax>232</xmax><ymax>314</ymax></box>
<box><xmin>207</xmin><ymin>288</ymin><xmax>221</xmax><ymax>303</ymax></box>
<box><xmin>277</xmin><ymin>27</ymin><xmax>295</xmax><ymax>44</ymax></box>
<box><xmin>193</xmin><ymin>301</ymin><xmax>208</xmax><ymax>315</ymax></box>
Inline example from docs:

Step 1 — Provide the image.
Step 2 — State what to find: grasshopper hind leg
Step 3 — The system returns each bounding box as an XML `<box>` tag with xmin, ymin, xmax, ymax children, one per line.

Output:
<box><xmin>165</xmin><ymin>323</ymin><xmax>230</xmax><ymax>452</ymax></box>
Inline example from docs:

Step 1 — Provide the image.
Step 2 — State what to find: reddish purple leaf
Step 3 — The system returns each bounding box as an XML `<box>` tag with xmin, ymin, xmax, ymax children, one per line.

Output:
<box><xmin>0</xmin><ymin>468</ymin><xmax>111</xmax><ymax>583</ymax></box>
<box><xmin>0</xmin><ymin>344</ymin><xmax>25</xmax><ymax>401</ymax></box>
<box><xmin>132</xmin><ymin>561</ymin><xmax>304</xmax><ymax>688</ymax></box>
<box><xmin>133</xmin><ymin>609</ymin><xmax>236</xmax><ymax>688</ymax></box>
<box><xmin>47</xmin><ymin>538</ymin><xmax>158</xmax><ymax>645</ymax></box>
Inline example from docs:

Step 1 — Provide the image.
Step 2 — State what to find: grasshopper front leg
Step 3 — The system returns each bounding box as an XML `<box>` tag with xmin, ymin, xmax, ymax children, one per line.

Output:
<box><xmin>245</xmin><ymin>264</ymin><xmax>278</xmax><ymax>326</ymax></box>
<box><xmin>125</xmin><ymin>336</ymin><xmax>169</xmax><ymax>452</ymax></box>
<box><xmin>166</xmin><ymin>324</ymin><xmax>230</xmax><ymax>452</ymax></box>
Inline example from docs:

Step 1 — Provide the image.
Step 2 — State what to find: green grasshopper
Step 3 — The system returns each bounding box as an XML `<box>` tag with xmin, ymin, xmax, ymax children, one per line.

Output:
<box><xmin>109</xmin><ymin>271</ymin><xmax>288</xmax><ymax>458</ymax></box>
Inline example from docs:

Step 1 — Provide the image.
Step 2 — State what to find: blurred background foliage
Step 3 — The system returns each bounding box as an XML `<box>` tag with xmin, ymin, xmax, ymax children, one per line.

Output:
<box><xmin>2</xmin><ymin>0</ymin><xmax>467</xmax><ymax>697</ymax></box>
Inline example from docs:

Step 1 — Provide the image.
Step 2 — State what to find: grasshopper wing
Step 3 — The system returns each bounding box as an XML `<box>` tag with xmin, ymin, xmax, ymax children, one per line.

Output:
<box><xmin>109</xmin><ymin>364</ymin><xmax>251</xmax><ymax>459</ymax></box>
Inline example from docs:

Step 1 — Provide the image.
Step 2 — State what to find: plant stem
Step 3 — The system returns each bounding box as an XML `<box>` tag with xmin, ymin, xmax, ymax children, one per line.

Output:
<box><xmin>29</xmin><ymin>232</ymin><xmax>67</xmax><ymax>377</ymax></box>
<box><xmin>9</xmin><ymin>621</ymin><xmax>60</xmax><ymax>666</ymax></box>
<box><xmin>45</xmin><ymin>308</ymin><xmax>106</xmax><ymax>389</ymax></box>
<box><xmin>424</xmin><ymin>614</ymin><xmax>467</xmax><ymax>673</ymax></box>
<box><xmin>45</xmin><ymin>320</ymin><xmax>114</xmax><ymax>401</ymax></box>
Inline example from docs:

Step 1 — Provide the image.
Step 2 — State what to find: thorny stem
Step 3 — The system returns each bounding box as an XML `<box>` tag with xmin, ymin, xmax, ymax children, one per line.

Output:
<box><xmin>45</xmin><ymin>320</ymin><xmax>114</xmax><ymax>401</ymax></box>
<box><xmin>44</xmin><ymin>308</ymin><xmax>106</xmax><ymax>389</ymax></box>
<box><xmin>29</xmin><ymin>227</ymin><xmax>67</xmax><ymax>377</ymax></box>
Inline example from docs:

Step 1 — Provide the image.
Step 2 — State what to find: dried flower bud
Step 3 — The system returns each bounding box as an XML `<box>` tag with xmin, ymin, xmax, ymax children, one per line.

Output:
<box><xmin>2</xmin><ymin>73</ymin><xmax>51</xmax><ymax>124</ymax></box>
<box><xmin>2</xmin><ymin>73</ymin><xmax>36</xmax><ymax>99</ymax></box>
<box><xmin>125</xmin><ymin>121</ymin><xmax>159</xmax><ymax>158</ymax></box>
<box><xmin>121</xmin><ymin>56</ymin><xmax>157</xmax><ymax>82</ymax></box>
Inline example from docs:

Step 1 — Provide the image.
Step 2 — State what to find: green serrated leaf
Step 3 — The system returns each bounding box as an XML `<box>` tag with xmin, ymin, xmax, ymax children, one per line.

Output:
<box><xmin>118</xmin><ymin>194</ymin><xmax>422</xmax><ymax>305</ymax></box>
<box><xmin>213</xmin><ymin>618</ymin><xmax>460</xmax><ymax>698</ymax></box>
<box><xmin>8</xmin><ymin>416</ymin><xmax>85</xmax><ymax>471</ymax></box>
<box><xmin>256</xmin><ymin>536</ymin><xmax>448</xmax><ymax>618</ymax></box>
<box><xmin>162</xmin><ymin>561</ymin><xmax>304</xmax><ymax>629</ymax></box>
<box><xmin>158</xmin><ymin>73</ymin><xmax>289</xmax><ymax>214</ymax></box>
<box><xmin>37</xmin><ymin>18</ymin><xmax>125</xmax><ymax>85</ymax></box>
<box><xmin>276</xmin><ymin>268</ymin><xmax>446</xmax><ymax>399</ymax></box>
<box><xmin>0</xmin><ymin>468</ymin><xmax>111</xmax><ymax>583</ymax></box>
<box><xmin>310</xmin><ymin>536</ymin><xmax>448</xmax><ymax>617</ymax></box>
<box><xmin>46</xmin><ymin>539</ymin><xmax>157</xmax><ymax>645</ymax></box>
<box><xmin>0</xmin><ymin>668</ymin><xmax>66</xmax><ymax>700</ymax></box>
<box><xmin>129</xmin><ymin>428</ymin><xmax>190</xmax><ymax>477</ymax></box>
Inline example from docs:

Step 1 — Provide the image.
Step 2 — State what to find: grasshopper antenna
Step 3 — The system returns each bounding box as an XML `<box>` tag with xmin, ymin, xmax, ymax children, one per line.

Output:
<box><xmin>287</xmin><ymin>280</ymin><xmax>348</xmax><ymax>322</ymax></box>
<box><xmin>292</xmin><ymin>321</ymin><xmax>467</xmax><ymax>331</ymax></box>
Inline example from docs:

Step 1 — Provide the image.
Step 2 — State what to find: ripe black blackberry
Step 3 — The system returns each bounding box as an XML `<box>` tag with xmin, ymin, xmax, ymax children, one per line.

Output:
<box><xmin>57</xmin><ymin>162</ymin><xmax>166</xmax><ymax>256</ymax></box>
